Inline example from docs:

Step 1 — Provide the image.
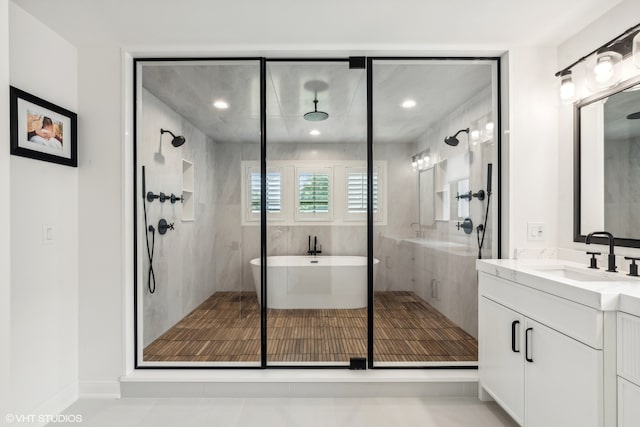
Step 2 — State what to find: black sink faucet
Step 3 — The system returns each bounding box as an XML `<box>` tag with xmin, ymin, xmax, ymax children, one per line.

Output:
<box><xmin>585</xmin><ymin>231</ymin><xmax>617</xmax><ymax>272</ymax></box>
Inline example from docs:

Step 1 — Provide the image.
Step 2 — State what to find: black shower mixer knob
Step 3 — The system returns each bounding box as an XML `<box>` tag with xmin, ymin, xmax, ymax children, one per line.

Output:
<box><xmin>157</xmin><ymin>218</ymin><xmax>175</xmax><ymax>235</ymax></box>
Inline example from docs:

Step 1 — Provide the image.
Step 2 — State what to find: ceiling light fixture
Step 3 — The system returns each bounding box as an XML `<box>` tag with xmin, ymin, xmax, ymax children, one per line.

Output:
<box><xmin>213</xmin><ymin>100</ymin><xmax>229</xmax><ymax>109</ymax></box>
<box><xmin>402</xmin><ymin>99</ymin><xmax>417</xmax><ymax>109</ymax></box>
<box><xmin>309</xmin><ymin>129</ymin><xmax>321</xmax><ymax>136</ymax></box>
<box><xmin>555</xmin><ymin>24</ymin><xmax>640</xmax><ymax>102</ymax></box>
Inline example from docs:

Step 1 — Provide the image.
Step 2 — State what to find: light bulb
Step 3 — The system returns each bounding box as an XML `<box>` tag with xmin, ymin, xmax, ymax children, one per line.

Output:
<box><xmin>594</xmin><ymin>56</ymin><xmax>613</xmax><ymax>83</ymax></box>
<box><xmin>485</xmin><ymin>122</ymin><xmax>495</xmax><ymax>131</ymax></box>
<box><xmin>470</xmin><ymin>130</ymin><xmax>480</xmax><ymax>140</ymax></box>
<box><xmin>309</xmin><ymin>129</ymin><xmax>320</xmax><ymax>136</ymax></box>
<box><xmin>213</xmin><ymin>100</ymin><xmax>229</xmax><ymax>109</ymax></box>
<box><xmin>422</xmin><ymin>155</ymin><xmax>429</xmax><ymax>163</ymax></box>
<box><xmin>634</xmin><ymin>32</ymin><xmax>640</xmax><ymax>70</ymax></box>
<box><xmin>559</xmin><ymin>71</ymin><xmax>575</xmax><ymax>101</ymax></box>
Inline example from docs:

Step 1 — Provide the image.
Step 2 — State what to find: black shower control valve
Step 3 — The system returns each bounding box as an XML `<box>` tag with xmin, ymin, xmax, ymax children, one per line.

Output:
<box><xmin>624</xmin><ymin>256</ymin><xmax>640</xmax><ymax>277</ymax></box>
<box><xmin>157</xmin><ymin>218</ymin><xmax>174</xmax><ymax>235</ymax></box>
<box><xmin>456</xmin><ymin>191</ymin><xmax>472</xmax><ymax>201</ymax></box>
<box><xmin>146</xmin><ymin>191</ymin><xmax>159</xmax><ymax>202</ymax></box>
<box><xmin>170</xmin><ymin>193</ymin><xmax>183</xmax><ymax>204</ymax></box>
<box><xmin>158</xmin><ymin>192</ymin><xmax>168</xmax><ymax>203</ymax></box>
<box><xmin>587</xmin><ymin>251</ymin><xmax>601</xmax><ymax>269</ymax></box>
<box><xmin>456</xmin><ymin>218</ymin><xmax>473</xmax><ymax>235</ymax></box>
<box><xmin>472</xmin><ymin>190</ymin><xmax>485</xmax><ymax>201</ymax></box>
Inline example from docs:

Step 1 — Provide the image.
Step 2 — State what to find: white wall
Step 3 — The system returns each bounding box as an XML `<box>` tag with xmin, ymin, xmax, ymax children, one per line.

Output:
<box><xmin>8</xmin><ymin>2</ymin><xmax>78</xmax><ymax>417</ymax></box>
<box><xmin>505</xmin><ymin>47</ymin><xmax>559</xmax><ymax>256</ymax></box>
<box><xmin>1</xmin><ymin>0</ymin><xmax>12</xmax><ymax>421</ymax></box>
<box><xmin>77</xmin><ymin>47</ymin><xmax>123</xmax><ymax>395</ymax></box>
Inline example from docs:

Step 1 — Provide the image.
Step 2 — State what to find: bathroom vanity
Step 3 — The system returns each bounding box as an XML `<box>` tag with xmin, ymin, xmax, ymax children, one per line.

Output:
<box><xmin>477</xmin><ymin>258</ymin><xmax>640</xmax><ymax>427</ymax></box>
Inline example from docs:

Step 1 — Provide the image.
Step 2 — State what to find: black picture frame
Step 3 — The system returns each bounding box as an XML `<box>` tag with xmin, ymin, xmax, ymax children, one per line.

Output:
<box><xmin>9</xmin><ymin>86</ymin><xmax>77</xmax><ymax>167</ymax></box>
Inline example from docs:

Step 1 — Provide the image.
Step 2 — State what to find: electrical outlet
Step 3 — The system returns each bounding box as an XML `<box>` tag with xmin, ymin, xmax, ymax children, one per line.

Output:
<box><xmin>43</xmin><ymin>224</ymin><xmax>54</xmax><ymax>244</ymax></box>
<box><xmin>527</xmin><ymin>222</ymin><xmax>544</xmax><ymax>241</ymax></box>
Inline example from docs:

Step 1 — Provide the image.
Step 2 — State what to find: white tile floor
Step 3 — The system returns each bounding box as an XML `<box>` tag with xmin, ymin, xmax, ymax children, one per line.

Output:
<box><xmin>51</xmin><ymin>397</ymin><xmax>519</xmax><ymax>427</ymax></box>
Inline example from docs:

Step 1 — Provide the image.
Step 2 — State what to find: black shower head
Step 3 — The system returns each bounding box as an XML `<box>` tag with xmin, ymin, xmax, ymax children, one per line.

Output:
<box><xmin>160</xmin><ymin>128</ymin><xmax>186</xmax><ymax>147</ymax></box>
<box><xmin>304</xmin><ymin>98</ymin><xmax>329</xmax><ymax>121</ymax></box>
<box><xmin>444</xmin><ymin>128</ymin><xmax>470</xmax><ymax>146</ymax></box>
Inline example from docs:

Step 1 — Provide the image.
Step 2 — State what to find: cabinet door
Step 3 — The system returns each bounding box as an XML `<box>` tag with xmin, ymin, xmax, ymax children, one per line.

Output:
<box><xmin>618</xmin><ymin>377</ymin><xmax>640</xmax><ymax>427</ymax></box>
<box><xmin>524</xmin><ymin>318</ymin><xmax>603</xmax><ymax>427</ymax></box>
<box><xmin>479</xmin><ymin>296</ymin><xmax>525</xmax><ymax>425</ymax></box>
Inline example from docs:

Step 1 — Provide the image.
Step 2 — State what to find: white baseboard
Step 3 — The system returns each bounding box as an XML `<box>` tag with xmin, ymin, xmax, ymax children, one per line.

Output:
<box><xmin>79</xmin><ymin>380</ymin><xmax>121</xmax><ymax>398</ymax></box>
<box><xmin>120</xmin><ymin>369</ymin><xmax>478</xmax><ymax>398</ymax></box>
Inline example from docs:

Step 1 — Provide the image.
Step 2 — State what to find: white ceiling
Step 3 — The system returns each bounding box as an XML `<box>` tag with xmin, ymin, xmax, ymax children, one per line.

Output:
<box><xmin>12</xmin><ymin>0</ymin><xmax>622</xmax><ymax>49</ymax></box>
<box><xmin>141</xmin><ymin>60</ymin><xmax>493</xmax><ymax>144</ymax></box>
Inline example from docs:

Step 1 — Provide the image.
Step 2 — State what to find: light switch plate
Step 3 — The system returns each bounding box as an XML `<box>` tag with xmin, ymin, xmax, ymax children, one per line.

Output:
<box><xmin>527</xmin><ymin>222</ymin><xmax>544</xmax><ymax>241</ymax></box>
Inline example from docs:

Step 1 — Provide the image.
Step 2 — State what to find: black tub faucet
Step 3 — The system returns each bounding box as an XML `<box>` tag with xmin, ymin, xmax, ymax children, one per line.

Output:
<box><xmin>307</xmin><ymin>235</ymin><xmax>322</xmax><ymax>256</ymax></box>
<box><xmin>586</xmin><ymin>231</ymin><xmax>617</xmax><ymax>272</ymax></box>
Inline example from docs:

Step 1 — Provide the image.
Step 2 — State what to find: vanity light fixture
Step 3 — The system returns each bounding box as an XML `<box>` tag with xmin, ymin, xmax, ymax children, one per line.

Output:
<box><xmin>559</xmin><ymin>70</ymin><xmax>576</xmax><ymax>102</ymax></box>
<box><xmin>402</xmin><ymin>99</ymin><xmax>417</xmax><ymax>109</ymax></box>
<box><xmin>555</xmin><ymin>23</ymin><xmax>640</xmax><ymax>101</ymax></box>
<box><xmin>411</xmin><ymin>150</ymin><xmax>432</xmax><ymax>172</ymax></box>
<box><xmin>213</xmin><ymin>100</ymin><xmax>229</xmax><ymax>109</ymax></box>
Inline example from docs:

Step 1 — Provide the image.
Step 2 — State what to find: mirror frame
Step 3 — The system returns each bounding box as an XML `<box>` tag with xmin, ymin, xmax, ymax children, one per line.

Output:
<box><xmin>574</xmin><ymin>74</ymin><xmax>640</xmax><ymax>248</ymax></box>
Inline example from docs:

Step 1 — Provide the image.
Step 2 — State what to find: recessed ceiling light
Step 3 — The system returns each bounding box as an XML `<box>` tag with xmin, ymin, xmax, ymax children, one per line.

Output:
<box><xmin>213</xmin><ymin>100</ymin><xmax>229</xmax><ymax>109</ymax></box>
<box><xmin>401</xmin><ymin>99</ymin><xmax>417</xmax><ymax>109</ymax></box>
<box><xmin>310</xmin><ymin>129</ymin><xmax>321</xmax><ymax>136</ymax></box>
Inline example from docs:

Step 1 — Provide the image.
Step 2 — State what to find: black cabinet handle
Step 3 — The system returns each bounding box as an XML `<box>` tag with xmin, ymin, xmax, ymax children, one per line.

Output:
<box><xmin>511</xmin><ymin>320</ymin><xmax>520</xmax><ymax>353</ymax></box>
<box><xmin>525</xmin><ymin>327</ymin><xmax>533</xmax><ymax>363</ymax></box>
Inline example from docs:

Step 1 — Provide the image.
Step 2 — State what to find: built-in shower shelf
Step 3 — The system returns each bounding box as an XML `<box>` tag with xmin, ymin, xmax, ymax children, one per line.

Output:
<box><xmin>182</xmin><ymin>160</ymin><xmax>194</xmax><ymax>221</ymax></box>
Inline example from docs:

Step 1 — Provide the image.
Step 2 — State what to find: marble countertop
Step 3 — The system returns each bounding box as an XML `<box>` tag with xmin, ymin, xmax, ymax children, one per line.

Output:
<box><xmin>382</xmin><ymin>234</ymin><xmax>476</xmax><ymax>256</ymax></box>
<box><xmin>477</xmin><ymin>258</ymin><xmax>640</xmax><ymax>316</ymax></box>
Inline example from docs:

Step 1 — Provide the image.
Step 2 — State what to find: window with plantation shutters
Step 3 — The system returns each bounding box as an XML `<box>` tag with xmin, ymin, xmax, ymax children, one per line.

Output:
<box><xmin>241</xmin><ymin>161</ymin><xmax>386</xmax><ymax>225</ymax></box>
<box><xmin>245</xmin><ymin>166</ymin><xmax>283</xmax><ymax>221</ymax></box>
<box><xmin>295</xmin><ymin>167</ymin><xmax>333</xmax><ymax>221</ymax></box>
<box><xmin>345</xmin><ymin>166</ymin><xmax>383</xmax><ymax>221</ymax></box>
<box><xmin>250</xmin><ymin>171</ymin><xmax>281</xmax><ymax>214</ymax></box>
<box><xmin>347</xmin><ymin>170</ymin><xmax>378</xmax><ymax>213</ymax></box>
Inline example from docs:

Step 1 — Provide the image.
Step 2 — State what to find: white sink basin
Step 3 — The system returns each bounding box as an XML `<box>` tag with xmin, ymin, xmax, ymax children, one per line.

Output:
<box><xmin>527</xmin><ymin>265</ymin><xmax>629</xmax><ymax>282</ymax></box>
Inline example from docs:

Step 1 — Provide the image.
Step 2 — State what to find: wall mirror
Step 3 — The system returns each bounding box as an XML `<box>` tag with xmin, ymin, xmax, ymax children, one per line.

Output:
<box><xmin>575</xmin><ymin>76</ymin><xmax>640</xmax><ymax>247</ymax></box>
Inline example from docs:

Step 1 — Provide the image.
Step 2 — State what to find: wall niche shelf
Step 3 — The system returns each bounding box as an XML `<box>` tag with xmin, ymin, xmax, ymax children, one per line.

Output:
<box><xmin>434</xmin><ymin>159</ymin><xmax>450</xmax><ymax>221</ymax></box>
<box><xmin>182</xmin><ymin>159</ymin><xmax>194</xmax><ymax>222</ymax></box>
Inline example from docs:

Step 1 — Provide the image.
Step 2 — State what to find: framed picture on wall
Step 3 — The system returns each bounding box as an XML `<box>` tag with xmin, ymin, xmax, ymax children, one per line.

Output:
<box><xmin>9</xmin><ymin>86</ymin><xmax>77</xmax><ymax>167</ymax></box>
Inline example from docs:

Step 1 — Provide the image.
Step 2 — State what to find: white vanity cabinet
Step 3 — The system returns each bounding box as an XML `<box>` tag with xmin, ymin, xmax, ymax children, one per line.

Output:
<box><xmin>479</xmin><ymin>272</ymin><xmax>603</xmax><ymax>427</ymax></box>
<box><xmin>617</xmin><ymin>312</ymin><xmax>640</xmax><ymax>427</ymax></box>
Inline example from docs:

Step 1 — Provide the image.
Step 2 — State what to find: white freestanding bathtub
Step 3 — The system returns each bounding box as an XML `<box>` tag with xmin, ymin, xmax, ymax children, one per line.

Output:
<box><xmin>249</xmin><ymin>256</ymin><xmax>378</xmax><ymax>309</ymax></box>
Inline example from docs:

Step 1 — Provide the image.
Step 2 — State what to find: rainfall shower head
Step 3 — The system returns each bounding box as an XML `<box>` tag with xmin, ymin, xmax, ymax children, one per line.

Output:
<box><xmin>304</xmin><ymin>98</ymin><xmax>329</xmax><ymax>121</ymax></box>
<box><xmin>444</xmin><ymin>128</ymin><xmax>470</xmax><ymax>146</ymax></box>
<box><xmin>160</xmin><ymin>129</ymin><xmax>186</xmax><ymax>147</ymax></box>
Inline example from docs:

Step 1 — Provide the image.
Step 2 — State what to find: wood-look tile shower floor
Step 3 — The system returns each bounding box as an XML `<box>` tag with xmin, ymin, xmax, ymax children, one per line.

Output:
<box><xmin>143</xmin><ymin>291</ymin><xmax>478</xmax><ymax>363</ymax></box>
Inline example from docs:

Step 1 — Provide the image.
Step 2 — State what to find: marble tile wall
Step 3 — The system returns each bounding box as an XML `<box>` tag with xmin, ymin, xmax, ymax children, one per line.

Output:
<box><xmin>140</xmin><ymin>89</ymin><xmax>217</xmax><ymax>346</ymax></box>
<box><xmin>604</xmin><ymin>136</ymin><xmax>640</xmax><ymax>238</ymax></box>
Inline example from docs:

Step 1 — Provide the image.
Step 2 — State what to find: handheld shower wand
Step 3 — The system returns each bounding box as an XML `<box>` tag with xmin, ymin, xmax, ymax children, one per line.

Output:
<box><xmin>476</xmin><ymin>163</ymin><xmax>493</xmax><ymax>259</ymax></box>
